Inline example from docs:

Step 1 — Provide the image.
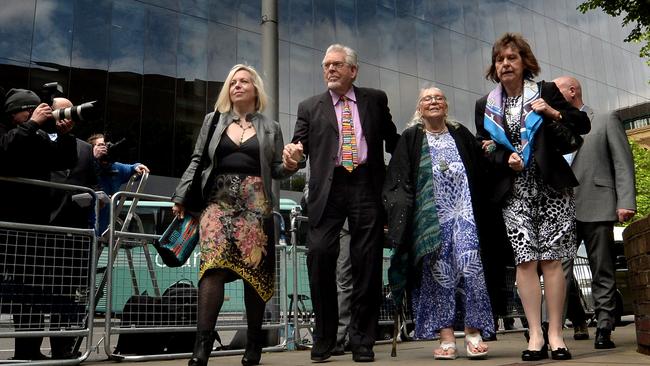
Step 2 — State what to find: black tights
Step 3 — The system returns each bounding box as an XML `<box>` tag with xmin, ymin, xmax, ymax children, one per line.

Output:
<box><xmin>197</xmin><ymin>270</ymin><xmax>266</xmax><ymax>333</ymax></box>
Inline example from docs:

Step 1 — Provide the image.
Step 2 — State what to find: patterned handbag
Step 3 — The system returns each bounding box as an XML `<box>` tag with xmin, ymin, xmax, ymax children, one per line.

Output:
<box><xmin>154</xmin><ymin>215</ymin><xmax>199</xmax><ymax>267</ymax></box>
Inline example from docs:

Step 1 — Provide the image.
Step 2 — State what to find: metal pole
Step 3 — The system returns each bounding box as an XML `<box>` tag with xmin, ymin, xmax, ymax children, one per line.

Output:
<box><xmin>261</xmin><ymin>0</ymin><xmax>282</xmax><ymax>342</ymax></box>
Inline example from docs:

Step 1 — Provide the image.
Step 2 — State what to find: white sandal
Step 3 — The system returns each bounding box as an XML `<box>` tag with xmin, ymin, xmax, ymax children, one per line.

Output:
<box><xmin>434</xmin><ymin>341</ymin><xmax>457</xmax><ymax>360</ymax></box>
<box><xmin>465</xmin><ymin>333</ymin><xmax>488</xmax><ymax>359</ymax></box>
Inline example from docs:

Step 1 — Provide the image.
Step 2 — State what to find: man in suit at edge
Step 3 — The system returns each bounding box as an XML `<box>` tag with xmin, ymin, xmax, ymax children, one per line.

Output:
<box><xmin>284</xmin><ymin>44</ymin><xmax>399</xmax><ymax>362</ymax></box>
<box><xmin>553</xmin><ymin>76</ymin><xmax>636</xmax><ymax>349</ymax></box>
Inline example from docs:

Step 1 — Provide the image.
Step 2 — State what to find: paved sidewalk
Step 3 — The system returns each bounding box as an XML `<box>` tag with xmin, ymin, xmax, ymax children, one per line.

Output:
<box><xmin>81</xmin><ymin>321</ymin><xmax>648</xmax><ymax>366</ymax></box>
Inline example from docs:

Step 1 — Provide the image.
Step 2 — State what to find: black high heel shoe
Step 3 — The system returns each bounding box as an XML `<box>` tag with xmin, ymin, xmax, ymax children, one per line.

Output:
<box><xmin>551</xmin><ymin>347</ymin><xmax>572</xmax><ymax>360</ymax></box>
<box><xmin>521</xmin><ymin>343</ymin><xmax>548</xmax><ymax>361</ymax></box>
<box><xmin>188</xmin><ymin>331</ymin><xmax>215</xmax><ymax>366</ymax></box>
<box><xmin>241</xmin><ymin>329</ymin><xmax>263</xmax><ymax>366</ymax></box>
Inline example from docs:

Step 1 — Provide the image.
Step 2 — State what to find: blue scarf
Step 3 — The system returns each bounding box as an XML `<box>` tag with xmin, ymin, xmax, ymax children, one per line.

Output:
<box><xmin>483</xmin><ymin>79</ymin><xmax>543</xmax><ymax>167</ymax></box>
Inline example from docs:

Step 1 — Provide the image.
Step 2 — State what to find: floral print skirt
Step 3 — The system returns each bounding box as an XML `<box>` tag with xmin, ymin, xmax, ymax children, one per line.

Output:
<box><xmin>199</xmin><ymin>174</ymin><xmax>274</xmax><ymax>301</ymax></box>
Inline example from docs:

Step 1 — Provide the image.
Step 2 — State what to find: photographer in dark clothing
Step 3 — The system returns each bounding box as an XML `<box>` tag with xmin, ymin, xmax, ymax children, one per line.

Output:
<box><xmin>0</xmin><ymin>89</ymin><xmax>77</xmax><ymax>360</ymax></box>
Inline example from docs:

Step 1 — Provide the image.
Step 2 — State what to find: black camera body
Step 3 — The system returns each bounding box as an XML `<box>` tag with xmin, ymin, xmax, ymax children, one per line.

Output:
<box><xmin>38</xmin><ymin>82</ymin><xmax>99</xmax><ymax>133</ymax></box>
<box><xmin>100</xmin><ymin>138</ymin><xmax>127</xmax><ymax>163</ymax></box>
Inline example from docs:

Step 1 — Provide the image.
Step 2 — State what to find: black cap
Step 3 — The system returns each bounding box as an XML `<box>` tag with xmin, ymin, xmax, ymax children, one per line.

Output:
<box><xmin>4</xmin><ymin>88</ymin><xmax>40</xmax><ymax>114</ymax></box>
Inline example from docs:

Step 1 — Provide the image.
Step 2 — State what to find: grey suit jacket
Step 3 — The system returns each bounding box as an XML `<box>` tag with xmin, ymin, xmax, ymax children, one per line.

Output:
<box><xmin>173</xmin><ymin>111</ymin><xmax>292</xmax><ymax>209</ymax></box>
<box><xmin>572</xmin><ymin>106</ymin><xmax>636</xmax><ymax>222</ymax></box>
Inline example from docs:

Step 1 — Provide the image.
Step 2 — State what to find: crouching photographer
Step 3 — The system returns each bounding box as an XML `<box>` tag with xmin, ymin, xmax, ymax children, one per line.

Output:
<box><xmin>0</xmin><ymin>88</ymin><xmax>79</xmax><ymax>360</ymax></box>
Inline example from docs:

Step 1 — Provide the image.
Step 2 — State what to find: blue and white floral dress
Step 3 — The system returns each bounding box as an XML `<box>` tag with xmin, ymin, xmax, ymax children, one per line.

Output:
<box><xmin>411</xmin><ymin>130</ymin><xmax>495</xmax><ymax>339</ymax></box>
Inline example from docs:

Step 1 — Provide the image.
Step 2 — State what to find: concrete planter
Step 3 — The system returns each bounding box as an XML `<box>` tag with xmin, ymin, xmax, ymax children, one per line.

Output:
<box><xmin>623</xmin><ymin>215</ymin><xmax>650</xmax><ymax>355</ymax></box>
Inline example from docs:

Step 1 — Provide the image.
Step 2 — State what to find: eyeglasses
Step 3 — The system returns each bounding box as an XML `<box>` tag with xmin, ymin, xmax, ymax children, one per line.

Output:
<box><xmin>322</xmin><ymin>61</ymin><xmax>348</xmax><ymax>70</ymax></box>
<box><xmin>419</xmin><ymin>95</ymin><xmax>446</xmax><ymax>104</ymax></box>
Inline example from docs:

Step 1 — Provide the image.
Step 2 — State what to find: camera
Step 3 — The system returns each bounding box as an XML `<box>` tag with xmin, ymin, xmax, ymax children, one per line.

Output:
<box><xmin>38</xmin><ymin>82</ymin><xmax>99</xmax><ymax>132</ymax></box>
<box><xmin>100</xmin><ymin>138</ymin><xmax>127</xmax><ymax>163</ymax></box>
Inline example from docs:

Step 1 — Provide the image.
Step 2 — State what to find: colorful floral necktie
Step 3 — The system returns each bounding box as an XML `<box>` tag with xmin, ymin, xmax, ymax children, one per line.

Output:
<box><xmin>340</xmin><ymin>96</ymin><xmax>358</xmax><ymax>172</ymax></box>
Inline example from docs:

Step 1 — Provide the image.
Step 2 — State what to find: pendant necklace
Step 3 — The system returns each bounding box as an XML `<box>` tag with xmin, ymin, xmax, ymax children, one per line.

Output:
<box><xmin>234</xmin><ymin>117</ymin><xmax>253</xmax><ymax>144</ymax></box>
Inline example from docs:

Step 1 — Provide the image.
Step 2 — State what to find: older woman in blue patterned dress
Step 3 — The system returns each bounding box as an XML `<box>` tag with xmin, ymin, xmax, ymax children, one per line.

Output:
<box><xmin>385</xmin><ymin>87</ymin><xmax>498</xmax><ymax>360</ymax></box>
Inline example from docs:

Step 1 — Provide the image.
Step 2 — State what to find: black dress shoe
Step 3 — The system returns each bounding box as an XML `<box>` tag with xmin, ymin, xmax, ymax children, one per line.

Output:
<box><xmin>331</xmin><ymin>342</ymin><xmax>345</xmax><ymax>356</ymax></box>
<box><xmin>595</xmin><ymin>328</ymin><xmax>615</xmax><ymax>349</ymax></box>
<box><xmin>352</xmin><ymin>345</ymin><xmax>374</xmax><ymax>363</ymax></box>
<box><xmin>310</xmin><ymin>339</ymin><xmax>334</xmax><ymax>362</ymax></box>
<box><xmin>521</xmin><ymin>344</ymin><xmax>548</xmax><ymax>361</ymax></box>
<box><xmin>551</xmin><ymin>347</ymin><xmax>572</xmax><ymax>360</ymax></box>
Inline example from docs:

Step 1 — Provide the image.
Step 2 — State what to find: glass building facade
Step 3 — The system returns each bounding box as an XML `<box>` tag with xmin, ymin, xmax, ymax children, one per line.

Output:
<box><xmin>1</xmin><ymin>0</ymin><xmax>649</xmax><ymax>189</ymax></box>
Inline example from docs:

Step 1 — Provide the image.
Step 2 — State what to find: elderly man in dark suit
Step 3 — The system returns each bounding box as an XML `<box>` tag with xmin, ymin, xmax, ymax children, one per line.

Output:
<box><xmin>284</xmin><ymin>44</ymin><xmax>399</xmax><ymax>362</ymax></box>
<box><xmin>554</xmin><ymin>76</ymin><xmax>636</xmax><ymax>349</ymax></box>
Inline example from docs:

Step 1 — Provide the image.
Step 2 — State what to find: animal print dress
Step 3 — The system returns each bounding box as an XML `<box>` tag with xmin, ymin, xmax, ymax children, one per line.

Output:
<box><xmin>502</xmin><ymin>95</ymin><xmax>576</xmax><ymax>265</ymax></box>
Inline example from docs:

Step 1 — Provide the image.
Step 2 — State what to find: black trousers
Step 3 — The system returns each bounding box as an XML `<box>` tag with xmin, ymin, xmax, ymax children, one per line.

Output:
<box><xmin>307</xmin><ymin>165</ymin><xmax>384</xmax><ymax>349</ymax></box>
<box><xmin>578</xmin><ymin>221</ymin><xmax>617</xmax><ymax>330</ymax></box>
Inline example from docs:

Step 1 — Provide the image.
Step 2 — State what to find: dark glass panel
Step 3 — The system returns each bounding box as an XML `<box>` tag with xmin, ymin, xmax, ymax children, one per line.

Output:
<box><xmin>290</xmin><ymin>0</ymin><xmax>314</xmax><ymax>47</ymax></box>
<box><xmin>379</xmin><ymin>68</ymin><xmax>400</xmax><ymax>126</ymax></box>
<box><xmin>144</xmin><ymin>6</ymin><xmax>179</xmax><ymax>78</ymax></box>
<box><xmin>140</xmin><ymin>74</ymin><xmax>175</xmax><ymax>176</ymax></box>
<box><xmin>377</xmin><ymin>5</ymin><xmax>397</xmax><ymax>70</ymax></box>
<box><xmin>432</xmin><ymin>25</ymin><xmax>452</xmax><ymax>86</ymax></box>
<box><xmin>463</xmin><ymin>0</ymin><xmax>480</xmax><ymax>39</ymax></box>
<box><xmin>415</xmin><ymin>20</ymin><xmax>434</xmax><ymax>81</ymax></box>
<box><xmin>412</xmin><ymin>0</ymin><xmax>431</xmax><ymax>21</ymax></box>
<box><xmin>209</xmin><ymin>0</ymin><xmax>238</xmax><ymax>26</ymax></box>
<box><xmin>356</xmin><ymin>0</ymin><xmax>379</xmax><ymax>66</ymax></box>
<box><xmin>313</xmin><ymin>0</ymin><xmax>336</xmax><ymax>49</ymax></box>
<box><xmin>179</xmin><ymin>0</ymin><xmax>209</xmax><ymax>18</ymax></box>
<box><xmin>28</xmin><ymin>62</ymin><xmax>70</xmax><ymax>103</ymax></box>
<box><xmin>237</xmin><ymin>29</ymin><xmax>261</xmax><ymax>69</ymax></box>
<box><xmin>396</xmin><ymin>0</ymin><xmax>413</xmax><ymax>16</ymax></box>
<box><xmin>396</xmin><ymin>13</ymin><xmax>416</xmax><ymax>75</ymax></box>
<box><xmin>32</xmin><ymin>0</ymin><xmax>73</xmax><ymax>66</ymax></box>
<box><xmin>289</xmin><ymin>45</ymin><xmax>316</xmax><ymax>117</ymax></box>
<box><xmin>207</xmin><ymin>22</ymin><xmax>237</xmax><ymax>81</ymax></box>
<box><xmin>398</xmin><ymin>73</ymin><xmax>418</xmax><ymax>128</ymax></box>
<box><xmin>68</xmin><ymin>67</ymin><xmax>108</xmax><ymax>140</ymax></box>
<box><xmin>138</xmin><ymin>0</ymin><xmax>178</xmax><ymax>11</ymax></box>
<box><xmin>71</xmin><ymin>0</ymin><xmax>111</xmax><ymax>70</ymax></box>
<box><xmin>104</xmin><ymin>71</ymin><xmax>143</xmax><ymax>162</ymax></box>
<box><xmin>532</xmin><ymin>12</ymin><xmax>549</xmax><ymax>63</ymax></box>
<box><xmin>278</xmin><ymin>0</ymin><xmax>290</xmax><ymax>40</ymax></box>
<box><xmin>0</xmin><ymin>59</ymin><xmax>30</xmax><ymax>91</ymax></box>
<box><xmin>174</xmin><ymin>79</ymin><xmax>207</xmax><ymax>177</ymax></box>
<box><xmin>110</xmin><ymin>0</ymin><xmax>145</xmax><ymax>74</ymax></box>
<box><xmin>238</xmin><ymin>0</ymin><xmax>261</xmax><ymax>33</ymax></box>
<box><xmin>178</xmin><ymin>15</ymin><xmax>208</xmax><ymax>81</ymax></box>
<box><xmin>355</xmin><ymin>62</ymin><xmax>380</xmax><ymax>90</ymax></box>
<box><xmin>279</xmin><ymin>40</ymin><xmax>290</xmax><ymax>114</ymax></box>
<box><xmin>0</xmin><ymin>0</ymin><xmax>36</xmax><ymax>62</ymax></box>
<box><xmin>334</xmin><ymin>0</ymin><xmax>357</xmax><ymax>50</ymax></box>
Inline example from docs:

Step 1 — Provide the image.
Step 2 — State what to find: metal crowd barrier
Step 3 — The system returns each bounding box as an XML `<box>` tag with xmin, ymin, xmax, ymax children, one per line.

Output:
<box><xmin>0</xmin><ymin>177</ymin><xmax>98</xmax><ymax>365</ymax></box>
<box><xmin>102</xmin><ymin>190</ymin><xmax>288</xmax><ymax>362</ymax></box>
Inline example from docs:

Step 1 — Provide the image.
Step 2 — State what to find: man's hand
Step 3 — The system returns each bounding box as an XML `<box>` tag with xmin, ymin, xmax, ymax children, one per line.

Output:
<box><xmin>55</xmin><ymin>119</ymin><xmax>75</xmax><ymax>135</ymax></box>
<box><xmin>616</xmin><ymin>208</ymin><xmax>635</xmax><ymax>223</ymax></box>
<box><xmin>508</xmin><ymin>152</ymin><xmax>524</xmax><ymax>171</ymax></box>
<box><xmin>30</xmin><ymin>103</ymin><xmax>53</xmax><ymax>125</ymax></box>
<box><xmin>135</xmin><ymin>164</ymin><xmax>150</xmax><ymax>175</ymax></box>
<box><xmin>283</xmin><ymin>142</ymin><xmax>303</xmax><ymax>171</ymax></box>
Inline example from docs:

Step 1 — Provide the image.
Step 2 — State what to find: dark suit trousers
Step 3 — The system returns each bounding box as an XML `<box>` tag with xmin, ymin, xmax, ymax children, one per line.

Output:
<box><xmin>578</xmin><ymin>220</ymin><xmax>617</xmax><ymax>330</ymax></box>
<box><xmin>307</xmin><ymin>165</ymin><xmax>384</xmax><ymax>348</ymax></box>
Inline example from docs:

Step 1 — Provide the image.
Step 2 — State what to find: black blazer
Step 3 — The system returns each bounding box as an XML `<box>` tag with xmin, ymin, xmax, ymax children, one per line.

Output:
<box><xmin>292</xmin><ymin>86</ymin><xmax>399</xmax><ymax>225</ymax></box>
<box><xmin>474</xmin><ymin>81</ymin><xmax>590</xmax><ymax>203</ymax></box>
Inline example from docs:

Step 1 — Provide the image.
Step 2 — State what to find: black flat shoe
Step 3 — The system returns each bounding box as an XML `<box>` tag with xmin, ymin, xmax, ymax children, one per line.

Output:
<box><xmin>551</xmin><ymin>347</ymin><xmax>572</xmax><ymax>360</ymax></box>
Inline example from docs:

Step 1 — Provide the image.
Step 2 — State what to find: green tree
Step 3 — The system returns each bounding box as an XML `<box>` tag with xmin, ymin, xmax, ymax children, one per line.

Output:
<box><xmin>578</xmin><ymin>1</ymin><xmax>650</xmax><ymax>65</ymax></box>
<box><xmin>630</xmin><ymin>140</ymin><xmax>650</xmax><ymax>221</ymax></box>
